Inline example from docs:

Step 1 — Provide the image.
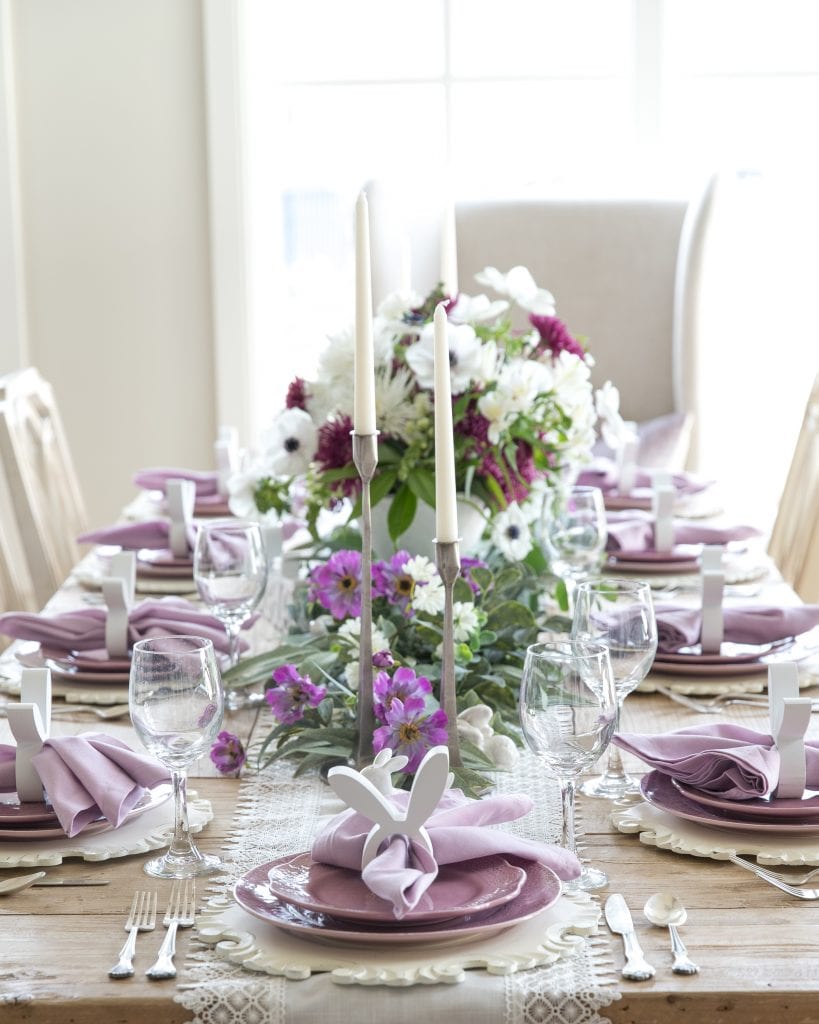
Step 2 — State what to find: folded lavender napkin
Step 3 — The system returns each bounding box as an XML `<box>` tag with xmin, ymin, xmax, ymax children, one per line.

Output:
<box><xmin>606</xmin><ymin>510</ymin><xmax>762</xmax><ymax>554</ymax></box>
<box><xmin>0</xmin><ymin>733</ymin><xmax>170</xmax><ymax>836</ymax></box>
<box><xmin>613</xmin><ymin>723</ymin><xmax>819</xmax><ymax>799</ymax></box>
<box><xmin>77</xmin><ymin>519</ymin><xmax>193</xmax><ymax>555</ymax></box>
<box><xmin>654</xmin><ymin>602</ymin><xmax>819</xmax><ymax>653</ymax></box>
<box><xmin>133</xmin><ymin>467</ymin><xmax>220</xmax><ymax>498</ymax></box>
<box><xmin>311</xmin><ymin>787</ymin><xmax>580</xmax><ymax>918</ymax></box>
<box><xmin>577</xmin><ymin>458</ymin><xmax>710</xmax><ymax>497</ymax></box>
<box><xmin>0</xmin><ymin>597</ymin><xmax>249</xmax><ymax>656</ymax></box>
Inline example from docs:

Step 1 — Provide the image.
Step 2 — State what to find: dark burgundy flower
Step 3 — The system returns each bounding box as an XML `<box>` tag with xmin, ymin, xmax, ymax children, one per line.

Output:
<box><xmin>285</xmin><ymin>377</ymin><xmax>309</xmax><ymax>410</ymax></box>
<box><xmin>530</xmin><ymin>314</ymin><xmax>585</xmax><ymax>360</ymax></box>
<box><xmin>314</xmin><ymin>415</ymin><xmax>358</xmax><ymax>500</ymax></box>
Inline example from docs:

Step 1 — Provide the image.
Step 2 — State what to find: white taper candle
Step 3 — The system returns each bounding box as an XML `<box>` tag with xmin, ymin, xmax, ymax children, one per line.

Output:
<box><xmin>354</xmin><ymin>192</ymin><xmax>376</xmax><ymax>434</ymax></box>
<box><xmin>433</xmin><ymin>303</ymin><xmax>459</xmax><ymax>542</ymax></box>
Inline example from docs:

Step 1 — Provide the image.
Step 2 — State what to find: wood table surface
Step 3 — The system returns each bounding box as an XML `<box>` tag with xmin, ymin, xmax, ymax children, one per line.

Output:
<box><xmin>3</xmin><ymin>687</ymin><xmax>819</xmax><ymax>1024</ymax></box>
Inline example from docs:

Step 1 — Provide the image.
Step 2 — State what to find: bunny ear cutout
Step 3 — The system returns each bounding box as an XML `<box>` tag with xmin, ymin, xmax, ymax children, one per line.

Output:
<box><xmin>327</xmin><ymin>766</ymin><xmax>397</xmax><ymax>827</ymax></box>
<box><xmin>403</xmin><ymin>745</ymin><xmax>451</xmax><ymax>832</ymax></box>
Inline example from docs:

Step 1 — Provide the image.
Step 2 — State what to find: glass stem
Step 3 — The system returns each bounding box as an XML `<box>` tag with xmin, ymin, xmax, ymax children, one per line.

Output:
<box><xmin>168</xmin><ymin>769</ymin><xmax>195</xmax><ymax>859</ymax></box>
<box><xmin>226</xmin><ymin>622</ymin><xmax>241</xmax><ymax>668</ymax></box>
<box><xmin>560</xmin><ymin>778</ymin><xmax>578</xmax><ymax>857</ymax></box>
<box><xmin>603</xmin><ymin>700</ymin><xmax>626</xmax><ymax>781</ymax></box>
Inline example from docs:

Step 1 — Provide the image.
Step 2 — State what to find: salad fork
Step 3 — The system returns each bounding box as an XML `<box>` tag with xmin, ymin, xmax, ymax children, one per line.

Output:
<box><xmin>145</xmin><ymin>880</ymin><xmax>196</xmax><ymax>980</ymax></box>
<box><xmin>728</xmin><ymin>854</ymin><xmax>819</xmax><ymax>889</ymax></box>
<box><xmin>108</xmin><ymin>890</ymin><xmax>157</xmax><ymax>978</ymax></box>
<box><xmin>653</xmin><ymin>685</ymin><xmax>819</xmax><ymax>715</ymax></box>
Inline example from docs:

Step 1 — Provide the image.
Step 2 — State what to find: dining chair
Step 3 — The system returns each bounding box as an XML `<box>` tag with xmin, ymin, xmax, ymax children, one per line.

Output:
<box><xmin>0</xmin><ymin>367</ymin><xmax>88</xmax><ymax>608</ymax></box>
<box><xmin>768</xmin><ymin>372</ymin><xmax>819</xmax><ymax>602</ymax></box>
<box><xmin>365</xmin><ymin>177</ymin><xmax>718</xmax><ymax>455</ymax></box>
<box><xmin>0</xmin><ymin>464</ymin><xmax>38</xmax><ymax>626</ymax></box>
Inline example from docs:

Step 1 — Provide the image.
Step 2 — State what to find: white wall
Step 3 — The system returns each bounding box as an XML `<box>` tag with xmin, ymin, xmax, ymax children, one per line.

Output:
<box><xmin>9</xmin><ymin>0</ymin><xmax>216</xmax><ymax>527</ymax></box>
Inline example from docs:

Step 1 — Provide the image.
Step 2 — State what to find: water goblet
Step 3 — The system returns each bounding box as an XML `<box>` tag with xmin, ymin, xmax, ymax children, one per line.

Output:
<box><xmin>540</xmin><ymin>485</ymin><xmax>607</xmax><ymax>612</ymax></box>
<box><xmin>193</xmin><ymin>519</ymin><xmax>267</xmax><ymax>668</ymax></box>
<box><xmin>573</xmin><ymin>578</ymin><xmax>658</xmax><ymax>799</ymax></box>
<box><xmin>129</xmin><ymin>635</ymin><xmax>225</xmax><ymax>878</ymax></box>
<box><xmin>518</xmin><ymin>639</ymin><xmax>617</xmax><ymax>891</ymax></box>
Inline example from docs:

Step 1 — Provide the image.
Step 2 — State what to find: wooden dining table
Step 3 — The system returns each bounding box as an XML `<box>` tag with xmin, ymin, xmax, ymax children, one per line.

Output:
<box><xmin>2</xmin><ymin>560</ymin><xmax>819</xmax><ymax>1023</ymax></box>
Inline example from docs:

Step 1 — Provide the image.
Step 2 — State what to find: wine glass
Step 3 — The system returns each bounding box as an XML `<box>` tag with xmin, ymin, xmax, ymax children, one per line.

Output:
<box><xmin>193</xmin><ymin>519</ymin><xmax>267</xmax><ymax>667</ymax></box>
<box><xmin>519</xmin><ymin>639</ymin><xmax>617</xmax><ymax>891</ymax></box>
<box><xmin>540</xmin><ymin>485</ymin><xmax>607</xmax><ymax>612</ymax></box>
<box><xmin>573</xmin><ymin>578</ymin><xmax>658</xmax><ymax>799</ymax></box>
<box><xmin>129</xmin><ymin>635</ymin><xmax>225</xmax><ymax>878</ymax></box>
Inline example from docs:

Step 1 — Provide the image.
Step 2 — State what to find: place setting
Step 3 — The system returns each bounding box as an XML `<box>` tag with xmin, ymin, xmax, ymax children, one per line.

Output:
<box><xmin>0</xmin><ymin>635</ymin><xmax>222</xmax><ymax>870</ymax></box>
<box><xmin>612</xmin><ymin>663</ymin><xmax>819</xmax><ymax>880</ymax></box>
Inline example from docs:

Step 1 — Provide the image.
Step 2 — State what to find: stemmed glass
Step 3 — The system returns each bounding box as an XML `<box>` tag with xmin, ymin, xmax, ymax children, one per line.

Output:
<box><xmin>540</xmin><ymin>485</ymin><xmax>607</xmax><ymax>612</ymax></box>
<box><xmin>519</xmin><ymin>639</ymin><xmax>617</xmax><ymax>891</ymax></box>
<box><xmin>573</xmin><ymin>578</ymin><xmax>658</xmax><ymax>799</ymax></box>
<box><xmin>129</xmin><ymin>635</ymin><xmax>225</xmax><ymax>878</ymax></box>
<box><xmin>193</xmin><ymin>519</ymin><xmax>267</xmax><ymax>667</ymax></box>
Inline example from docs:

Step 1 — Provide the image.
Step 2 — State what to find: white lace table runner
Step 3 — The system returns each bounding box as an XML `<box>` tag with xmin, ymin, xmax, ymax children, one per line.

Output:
<box><xmin>176</xmin><ymin>755</ymin><xmax>619</xmax><ymax>1024</ymax></box>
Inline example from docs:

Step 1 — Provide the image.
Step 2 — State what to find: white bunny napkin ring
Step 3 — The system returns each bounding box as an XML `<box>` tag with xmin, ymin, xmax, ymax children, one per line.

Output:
<box><xmin>328</xmin><ymin>745</ymin><xmax>453</xmax><ymax>870</ymax></box>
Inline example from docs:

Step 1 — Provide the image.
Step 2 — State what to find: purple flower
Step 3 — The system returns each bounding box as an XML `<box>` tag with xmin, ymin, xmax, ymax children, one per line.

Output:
<box><xmin>285</xmin><ymin>376</ymin><xmax>309</xmax><ymax>410</ymax></box>
<box><xmin>265</xmin><ymin>664</ymin><xmax>327</xmax><ymax>725</ymax></box>
<box><xmin>209</xmin><ymin>731</ymin><xmax>246</xmax><ymax>775</ymax></box>
<box><xmin>373</xmin><ymin>697</ymin><xmax>449</xmax><ymax>773</ymax></box>
<box><xmin>530</xmin><ymin>314</ymin><xmax>585</xmax><ymax>360</ymax></box>
<box><xmin>460</xmin><ymin>556</ymin><xmax>488</xmax><ymax>595</ymax></box>
<box><xmin>372</xmin><ymin>650</ymin><xmax>395</xmax><ymax>669</ymax></box>
<box><xmin>373</xmin><ymin>550</ymin><xmax>415</xmax><ymax>612</ymax></box>
<box><xmin>309</xmin><ymin>549</ymin><xmax>362</xmax><ymax>619</ymax></box>
<box><xmin>314</xmin><ymin>415</ymin><xmax>358</xmax><ymax>501</ymax></box>
<box><xmin>373</xmin><ymin>666</ymin><xmax>433</xmax><ymax>723</ymax></box>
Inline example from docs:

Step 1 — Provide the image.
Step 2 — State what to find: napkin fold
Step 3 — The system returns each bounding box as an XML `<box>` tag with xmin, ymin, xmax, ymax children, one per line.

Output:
<box><xmin>613</xmin><ymin>723</ymin><xmax>819</xmax><ymax>800</ymax></box>
<box><xmin>605</xmin><ymin>509</ymin><xmax>762</xmax><ymax>554</ymax></box>
<box><xmin>77</xmin><ymin>519</ymin><xmax>192</xmax><ymax>554</ymax></box>
<box><xmin>133</xmin><ymin>467</ymin><xmax>220</xmax><ymax>498</ymax></box>
<box><xmin>577</xmin><ymin>458</ymin><xmax>710</xmax><ymax>497</ymax></box>
<box><xmin>654</xmin><ymin>602</ymin><xmax>819</xmax><ymax>653</ymax></box>
<box><xmin>0</xmin><ymin>596</ymin><xmax>250</xmax><ymax>656</ymax></box>
<box><xmin>0</xmin><ymin>733</ymin><xmax>170</xmax><ymax>836</ymax></box>
<box><xmin>312</xmin><ymin>787</ymin><xmax>581</xmax><ymax>919</ymax></box>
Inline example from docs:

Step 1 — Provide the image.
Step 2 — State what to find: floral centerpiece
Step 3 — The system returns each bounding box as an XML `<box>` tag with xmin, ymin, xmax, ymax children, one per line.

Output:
<box><xmin>228</xmin><ymin>266</ymin><xmax>624</xmax><ymax>560</ymax></box>
<box><xmin>223</xmin><ymin>546</ymin><xmax>566</xmax><ymax>793</ymax></box>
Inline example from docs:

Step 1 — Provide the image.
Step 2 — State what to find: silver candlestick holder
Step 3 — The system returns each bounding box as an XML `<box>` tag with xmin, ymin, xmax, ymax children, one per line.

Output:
<box><xmin>435</xmin><ymin>538</ymin><xmax>463</xmax><ymax>768</ymax></box>
<box><xmin>352</xmin><ymin>431</ymin><xmax>379</xmax><ymax>766</ymax></box>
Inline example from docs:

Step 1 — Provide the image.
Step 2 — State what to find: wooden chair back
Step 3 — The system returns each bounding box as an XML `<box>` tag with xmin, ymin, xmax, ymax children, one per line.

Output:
<box><xmin>0</xmin><ymin>367</ymin><xmax>88</xmax><ymax>607</ymax></box>
<box><xmin>768</xmin><ymin>373</ymin><xmax>819</xmax><ymax>601</ymax></box>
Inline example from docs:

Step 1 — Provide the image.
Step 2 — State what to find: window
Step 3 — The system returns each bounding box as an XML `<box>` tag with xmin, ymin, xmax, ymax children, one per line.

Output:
<box><xmin>238</xmin><ymin>0</ymin><xmax>819</xmax><ymax>509</ymax></box>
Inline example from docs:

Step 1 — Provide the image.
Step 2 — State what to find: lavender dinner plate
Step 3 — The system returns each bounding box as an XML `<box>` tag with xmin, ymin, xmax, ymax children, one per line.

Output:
<box><xmin>265</xmin><ymin>852</ymin><xmax>527</xmax><ymax>925</ymax></box>
<box><xmin>0</xmin><ymin>782</ymin><xmax>172</xmax><ymax>842</ymax></box>
<box><xmin>650</xmin><ymin>657</ymin><xmax>769</xmax><ymax>677</ymax></box>
<box><xmin>641</xmin><ymin>771</ymin><xmax>819</xmax><ymax>834</ymax></box>
<box><xmin>673</xmin><ymin>779</ymin><xmax>819</xmax><ymax>820</ymax></box>
<box><xmin>657</xmin><ymin>639</ymin><xmax>784</xmax><ymax>665</ymax></box>
<box><xmin>136</xmin><ymin>548</ymin><xmax>194</xmax><ymax>569</ymax></box>
<box><xmin>0</xmin><ymin>795</ymin><xmax>59</xmax><ymax>824</ymax></box>
<box><xmin>40</xmin><ymin>648</ymin><xmax>133</xmax><ymax>672</ymax></box>
<box><xmin>607</xmin><ymin>557</ymin><xmax>700</xmax><ymax>574</ymax></box>
<box><xmin>234</xmin><ymin>856</ymin><xmax>561</xmax><ymax>947</ymax></box>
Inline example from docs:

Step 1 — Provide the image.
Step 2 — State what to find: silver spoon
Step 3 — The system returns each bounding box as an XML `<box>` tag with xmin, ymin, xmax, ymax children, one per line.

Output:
<box><xmin>643</xmin><ymin>892</ymin><xmax>700</xmax><ymax>975</ymax></box>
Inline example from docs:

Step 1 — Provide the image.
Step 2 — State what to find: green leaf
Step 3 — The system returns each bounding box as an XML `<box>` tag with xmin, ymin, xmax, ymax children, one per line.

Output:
<box><xmin>452</xmin><ymin>577</ymin><xmax>474</xmax><ymax>604</ymax></box>
<box><xmin>486</xmin><ymin>600</ymin><xmax>537</xmax><ymax>632</ymax></box>
<box><xmin>387</xmin><ymin>483</ymin><xmax>417</xmax><ymax>542</ymax></box>
<box><xmin>554</xmin><ymin>578</ymin><xmax>569</xmax><ymax>612</ymax></box>
<box><xmin>406</xmin><ymin>467</ymin><xmax>437</xmax><ymax>509</ymax></box>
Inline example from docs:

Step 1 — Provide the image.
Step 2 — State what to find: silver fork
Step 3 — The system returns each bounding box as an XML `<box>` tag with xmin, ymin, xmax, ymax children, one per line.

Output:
<box><xmin>654</xmin><ymin>684</ymin><xmax>819</xmax><ymax>715</ymax></box>
<box><xmin>728</xmin><ymin>854</ymin><xmax>819</xmax><ymax>888</ymax></box>
<box><xmin>145</xmin><ymin>880</ymin><xmax>196</xmax><ymax>981</ymax></box>
<box><xmin>727</xmin><ymin>854</ymin><xmax>819</xmax><ymax>898</ymax></box>
<box><xmin>108</xmin><ymin>890</ymin><xmax>158</xmax><ymax>978</ymax></box>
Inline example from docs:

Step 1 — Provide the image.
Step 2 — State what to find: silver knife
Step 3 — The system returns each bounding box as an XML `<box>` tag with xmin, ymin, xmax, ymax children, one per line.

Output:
<box><xmin>32</xmin><ymin>878</ymin><xmax>111</xmax><ymax>886</ymax></box>
<box><xmin>604</xmin><ymin>893</ymin><xmax>656</xmax><ymax>981</ymax></box>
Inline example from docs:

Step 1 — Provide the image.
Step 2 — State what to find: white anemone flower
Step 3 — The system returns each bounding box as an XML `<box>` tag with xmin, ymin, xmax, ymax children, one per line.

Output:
<box><xmin>474</xmin><ymin>265</ymin><xmax>556</xmax><ymax>316</ymax></box>
<box><xmin>226</xmin><ymin>469</ymin><xmax>262</xmax><ymax>520</ymax></box>
<box><xmin>448</xmin><ymin>292</ymin><xmax>509</xmax><ymax>325</ymax></box>
<box><xmin>491</xmin><ymin>503</ymin><xmax>533</xmax><ymax>561</ymax></box>
<box><xmin>262</xmin><ymin>408</ymin><xmax>318</xmax><ymax>476</ymax></box>
<box><xmin>405</xmin><ymin>321</ymin><xmax>486</xmax><ymax>393</ymax></box>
